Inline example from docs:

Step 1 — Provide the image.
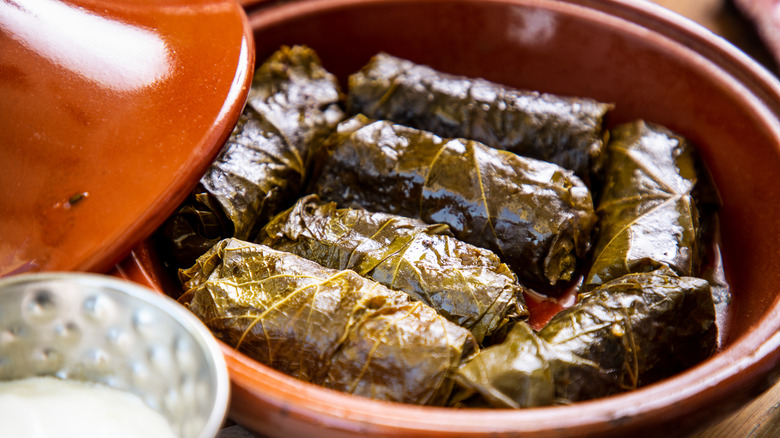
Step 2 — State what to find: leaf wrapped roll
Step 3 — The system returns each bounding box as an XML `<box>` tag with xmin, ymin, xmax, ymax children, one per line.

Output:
<box><xmin>180</xmin><ymin>238</ymin><xmax>477</xmax><ymax>405</ymax></box>
<box><xmin>257</xmin><ymin>194</ymin><xmax>528</xmax><ymax>342</ymax></box>
<box><xmin>583</xmin><ymin>120</ymin><xmax>703</xmax><ymax>291</ymax></box>
<box><xmin>309</xmin><ymin>115</ymin><xmax>597</xmax><ymax>289</ymax></box>
<box><xmin>156</xmin><ymin>45</ymin><xmax>345</xmax><ymax>270</ymax></box>
<box><xmin>347</xmin><ymin>52</ymin><xmax>613</xmax><ymax>178</ymax></box>
<box><xmin>454</xmin><ymin>268</ymin><xmax>717</xmax><ymax>408</ymax></box>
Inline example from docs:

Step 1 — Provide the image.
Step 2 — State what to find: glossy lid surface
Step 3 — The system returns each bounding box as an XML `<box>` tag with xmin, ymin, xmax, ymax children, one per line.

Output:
<box><xmin>0</xmin><ymin>0</ymin><xmax>254</xmax><ymax>276</ymax></box>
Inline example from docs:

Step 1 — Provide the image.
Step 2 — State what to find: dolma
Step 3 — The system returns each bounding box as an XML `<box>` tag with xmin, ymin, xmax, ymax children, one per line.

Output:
<box><xmin>257</xmin><ymin>194</ymin><xmax>528</xmax><ymax>342</ymax></box>
<box><xmin>309</xmin><ymin>115</ymin><xmax>597</xmax><ymax>289</ymax></box>
<box><xmin>347</xmin><ymin>52</ymin><xmax>613</xmax><ymax>178</ymax></box>
<box><xmin>582</xmin><ymin>120</ymin><xmax>703</xmax><ymax>291</ymax></box>
<box><xmin>156</xmin><ymin>45</ymin><xmax>345</xmax><ymax>270</ymax></box>
<box><xmin>180</xmin><ymin>238</ymin><xmax>477</xmax><ymax>405</ymax></box>
<box><xmin>454</xmin><ymin>268</ymin><xmax>717</xmax><ymax>408</ymax></box>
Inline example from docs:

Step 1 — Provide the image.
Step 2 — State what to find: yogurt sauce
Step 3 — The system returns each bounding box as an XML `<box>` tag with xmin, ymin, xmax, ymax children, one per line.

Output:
<box><xmin>0</xmin><ymin>377</ymin><xmax>177</xmax><ymax>438</ymax></box>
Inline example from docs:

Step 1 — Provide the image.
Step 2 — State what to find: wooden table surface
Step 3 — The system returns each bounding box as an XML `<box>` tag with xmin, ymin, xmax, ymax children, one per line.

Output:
<box><xmin>219</xmin><ymin>1</ymin><xmax>780</xmax><ymax>437</ymax></box>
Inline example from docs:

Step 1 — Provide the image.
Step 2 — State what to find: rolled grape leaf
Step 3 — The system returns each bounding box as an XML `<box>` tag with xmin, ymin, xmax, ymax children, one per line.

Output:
<box><xmin>582</xmin><ymin>120</ymin><xmax>703</xmax><ymax>291</ymax></box>
<box><xmin>451</xmin><ymin>321</ymin><xmax>558</xmax><ymax>408</ymax></box>
<box><xmin>155</xmin><ymin>45</ymin><xmax>345</xmax><ymax>270</ymax></box>
<box><xmin>454</xmin><ymin>268</ymin><xmax>716</xmax><ymax>408</ymax></box>
<box><xmin>257</xmin><ymin>194</ymin><xmax>528</xmax><ymax>342</ymax></box>
<box><xmin>180</xmin><ymin>238</ymin><xmax>477</xmax><ymax>405</ymax></box>
<box><xmin>309</xmin><ymin>115</ymin><xmax>597</xmax><ymax>290</ymax></box>
<box><xmin>347</xmin><ymin>52</ymin><xmax>613</xmax><ymax>178</ymax></box>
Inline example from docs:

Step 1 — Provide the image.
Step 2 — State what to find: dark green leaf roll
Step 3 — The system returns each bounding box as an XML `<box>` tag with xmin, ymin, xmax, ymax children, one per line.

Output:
<box><xmin>309</xmin><ymin>115</ymin><xmax>597</xmax><ymax>289</ymax></box>
<box><xmin>156</xmin><ymin>45</ymin><xmax>344</xmax><ymax>270</ymax></box>
<box><xmin>348</xmin><ymin>52</ymin><xmax>613</xmax><ymax>178</ymax></box>
<box><xmin>583</xmin><ymin>120</ymin><xmax>703</xmax><ymax>291</ymax></box>
<box><xmin>180</xmin><ymin>238</ymin><xmax>477</xmax><ymax>405</ymax></box>
<box><xmin>454</xmin><ymin>269</ymin><xmax>716</xmax><ymax>408</ymax></box>
<box><xmin>257</xmin><ymin>194</ymin><xmax>528</xmax><ymax>342</ymax></box>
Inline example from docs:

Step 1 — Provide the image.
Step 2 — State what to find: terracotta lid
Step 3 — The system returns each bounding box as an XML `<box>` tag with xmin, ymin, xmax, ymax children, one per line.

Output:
<box><xmin>0</xmin><ymin>0</ymin><xmax>254</xmax><ymax>276</ymax></box>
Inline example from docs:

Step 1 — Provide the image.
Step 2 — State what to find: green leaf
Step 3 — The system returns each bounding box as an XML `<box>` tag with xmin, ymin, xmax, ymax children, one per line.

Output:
<box><xmin>180</xmin><ymin>238</ymin><xmax>477</xmax><ymax>405</ymax></box>
<box><xmin>583</xmin><ymin>120</ymin><xmax>701</xmax><ymax>291</ymax></box>
<box><xmin>258</xmin><ymin>194</ymin><xmax>528</xmax><ymax>342</ymax></box>
<box><xmin>155</xmin><ymin>45</ymin><xmax>345</xmax><ymax>270</ymax></box>
<box><xmin>310</xmin><ymin>116</ymin><xmax>597</xmax><ymax>289</ymax></box>
<box><xmin>454</xmin><ymin>269</ymin><xmax>716</xmax><ymax>408</ymax></box>
<box><xmin>347</xmin><ymin>52</ymin><xmax>613</xmax><ymax>179</ymax></box>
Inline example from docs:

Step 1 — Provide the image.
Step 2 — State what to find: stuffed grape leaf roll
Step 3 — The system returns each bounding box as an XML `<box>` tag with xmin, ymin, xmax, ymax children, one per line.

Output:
<box><xmin>347</xmin><ymin>52</ymin><xmax>613</xmax><ymax>178</ymax></box>
<box><xmin>309</xmin><ymin>115</ymin><xmax>597</xmax><ymax>289</ymax></box>
<box><xmin>257</xmin><ymin>194</ymin><xmax>528</xmax><ymax>342</ymax></box>
<box><xmin>156</xmin><ymin>45</ymin><xmax>345</xmax><ymax>270</ymax></box>
<box><xmin>582</xmin><ymin>120</ymin><xmax>704</xmax><ymax>291</ymax></box>
<box><xmin>453</xmin><ymin>268</ymin><xmax>716</xmax><ymax>408</ymax></box>
<box><xmin>179</xmin><ymin>238</ymin><xmax>477</xmax><ymax>405</ymax></box>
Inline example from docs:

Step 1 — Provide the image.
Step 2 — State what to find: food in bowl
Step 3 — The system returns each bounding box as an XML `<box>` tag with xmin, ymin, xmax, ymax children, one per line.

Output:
<box><xmin>156</xmin><ymin>45</ymin><xmax>345</xmax><ymax>271</ymax></box>
<box><xmin>257</xmin><ymin>193</ymin><xmax>529</xmax><ymax>343</ymax></box>
<box><xmin>582</xmin><ymin>120</ymin><xmax>714</xmax><ymax>291</ymax></box>
<box><xmin>347</xmin><ymin>52</ymin><xmax>613</xmax><ymax>180</ymax></box>
<box><xmin>454</xmin><ymin>267</ymin><xmax>716</xmax><ymax>408</ymax></box>
<box><xmin>180</xmin><ymin>238</ymin><xmax>477</xmax><ymax>405</ymax></box>
<box><xmin>152</xmin><ymin>42</ymin><xmax>722</xmax><ymax>412</ymax></box>
<box><xmin>309</xmin><ymin>114</ymin><xmax>597</xmax><ymax>288</ymax></box>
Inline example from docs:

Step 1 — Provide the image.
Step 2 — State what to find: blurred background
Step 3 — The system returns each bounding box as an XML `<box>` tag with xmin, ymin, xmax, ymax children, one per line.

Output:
<box><xmin>650</xmin><ymin>0</ymin><xmax>777</xmax><ymax>72</ymax></box>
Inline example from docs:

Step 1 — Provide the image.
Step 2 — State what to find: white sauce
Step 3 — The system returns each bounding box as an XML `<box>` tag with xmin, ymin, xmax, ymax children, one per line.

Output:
<box><xmin>0</xmin><ymin>377</ymin><xmax>177</xmax><ymax>438</ymax></box>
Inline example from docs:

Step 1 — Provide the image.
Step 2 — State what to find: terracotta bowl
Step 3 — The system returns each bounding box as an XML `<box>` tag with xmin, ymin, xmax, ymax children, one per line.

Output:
<box><xmin>119</xmin><ymin>0</ymin><xmax>780</xmax><ymax>436</ymax></box>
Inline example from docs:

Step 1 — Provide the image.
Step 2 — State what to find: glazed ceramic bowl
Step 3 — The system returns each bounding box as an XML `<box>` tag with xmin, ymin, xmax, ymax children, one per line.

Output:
<box><xmin>120</xmin><ymin>0</ymin><xmax>780</xmax><ymax>436</ymax></box>
<box><xmin>0</xmin><ymin>273</ymin><xmax>230</xmax><ymax>438</ymax></box>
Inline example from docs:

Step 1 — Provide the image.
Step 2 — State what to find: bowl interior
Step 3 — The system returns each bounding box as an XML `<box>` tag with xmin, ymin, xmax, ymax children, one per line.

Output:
<box><xmin>123</xmin><ymin>0</ymin><xmax>780</xmax><ymax>436</ymax></box>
